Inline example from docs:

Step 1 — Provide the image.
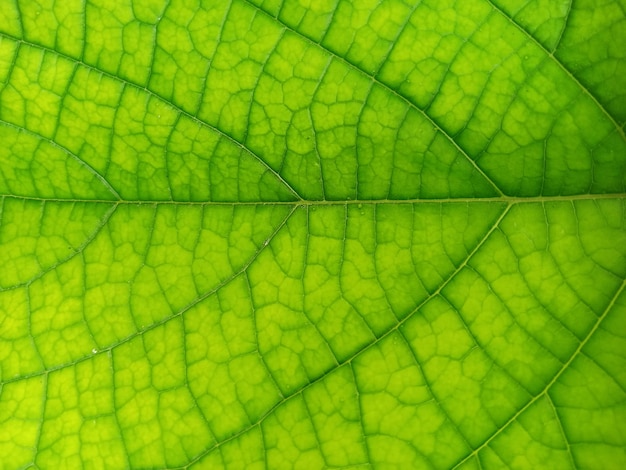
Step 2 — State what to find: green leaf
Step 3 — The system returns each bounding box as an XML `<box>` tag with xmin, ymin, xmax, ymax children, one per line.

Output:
<box><xmin>0</xmin><ymin>0</ymin><xmax>625</xmax><ymax>468</ymax></box>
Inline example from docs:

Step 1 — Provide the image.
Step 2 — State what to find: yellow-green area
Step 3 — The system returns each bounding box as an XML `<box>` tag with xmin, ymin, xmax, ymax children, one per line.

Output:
<box><xmin>0</xmin><ymin>0</ymin><xmax>625</xmax><ymax>468</ymax></box>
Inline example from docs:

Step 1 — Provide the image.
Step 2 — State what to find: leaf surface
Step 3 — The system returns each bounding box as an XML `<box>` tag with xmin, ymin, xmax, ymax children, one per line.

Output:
<box><xmin>0</xmin><ymin>0</ymin><xmax>625</xmax><ymax>468</ymax></box>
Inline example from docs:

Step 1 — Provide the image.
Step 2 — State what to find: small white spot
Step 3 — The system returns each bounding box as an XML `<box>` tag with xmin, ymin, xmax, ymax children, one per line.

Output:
<box><xmin>92</xmin><ymin>348</ymin><xmax>98</xmax><ymax>354</ymax></box>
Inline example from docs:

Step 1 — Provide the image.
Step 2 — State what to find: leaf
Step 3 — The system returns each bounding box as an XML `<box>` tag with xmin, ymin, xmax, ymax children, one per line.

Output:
<box><xmin>0</xmin><ymin>0</ymin><xmax>625</xmax><ymax>468</ymax></box>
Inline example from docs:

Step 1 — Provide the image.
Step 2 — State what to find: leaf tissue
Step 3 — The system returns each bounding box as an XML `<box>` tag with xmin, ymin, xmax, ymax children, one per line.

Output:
<box><xmin>0</xmin><ymin>0</ymin><xmax>625</xmax><ymax>468</ymax></box>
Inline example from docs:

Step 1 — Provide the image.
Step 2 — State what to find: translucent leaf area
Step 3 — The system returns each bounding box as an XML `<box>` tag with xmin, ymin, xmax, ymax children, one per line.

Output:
<box><xmin>0</xmin><ymin>0</ymin><xmax>625</xmax><ymax>468</ymax></box>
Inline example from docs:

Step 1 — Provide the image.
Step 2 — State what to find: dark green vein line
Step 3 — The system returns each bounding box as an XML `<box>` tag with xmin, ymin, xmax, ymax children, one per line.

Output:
<box><xmin>546</xmin><ymin>390</ymin><xmax>578</xmax><ymax>469</ymax></box>
<box><xmin>1</xmin><ymin>193</ymin><xmax>625</xmax><ymax>206</ymax></box>
<box><xmin>551</xmin><ymin>0</ymin><xmax>573</xmax><ymax>53</ymax></box>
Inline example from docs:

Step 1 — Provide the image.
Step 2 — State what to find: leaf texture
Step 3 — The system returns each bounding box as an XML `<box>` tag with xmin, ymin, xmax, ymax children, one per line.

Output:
<box><xmin>0</xmin><ymin>0</ymin><xmax>625</xmax><ymax>468</ymax></box>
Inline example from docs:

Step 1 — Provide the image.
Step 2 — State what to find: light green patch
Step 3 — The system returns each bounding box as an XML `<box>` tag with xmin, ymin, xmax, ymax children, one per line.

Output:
<box><xmin>0</xmin><ymin>46</ymin><xmax>73</xmax><ymax>139</ymax></box>
<box><xmin>20</xmin><ymin>0</ymin><xmax>84</xmax><ymax>57</ymax></box>
<box><xmin>185</xmin><ymin>277</ymin><xmax>284</xmax><ymax>439</ymax></box>
<box><xmin>0</xmin><ymin>376</ymin><xmax>44</xmax><ymax>467</ymax></box>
